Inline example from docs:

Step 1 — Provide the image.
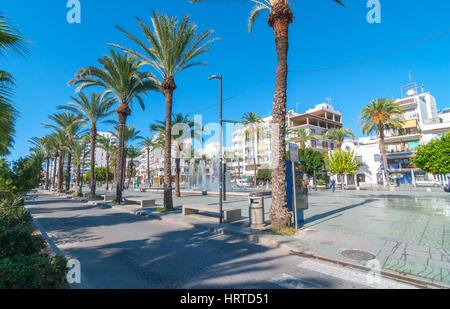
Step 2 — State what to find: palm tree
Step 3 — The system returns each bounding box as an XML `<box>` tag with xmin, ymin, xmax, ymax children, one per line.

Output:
<box><xmin>359</xmin><ymin>98</ymin><xmax>405</xmax><ymax>186</ymax></box>
<box><xmin>138</xmin><ymin>137</ymin><xmax>157</xmax><ymax>187</ymax></box>
<box><xmin>242</xmin><ymin>112</ymin><xmax>263</xmax><ymax>186</ymax></box>
<box><xmin>71</xmin><ymin>136</ymin><xmax>89</xmax><ymax>189</ymax></box>
<box><xmin>110</xmin><ymin>11</ymin><xmax>217</xmax><ymax>209</ymax></box>
<box><xmin>43</xmin><ymin>113</ymin><xmax>85</xmax><ymax>192</ymax></box>
<box><xmin>58</xmin><ymin>92</ymin><xmax>116</xmax><ymax>197</ymax></box>
<box><xmin>111</xmin><ymin>125</ymin><xmax>143</xmax><ymax>189</ymax></box>
<box><xmin>30</xmin><ymin>135</ymin><xmax>53</xmax><ymax>190</ymax></box>
<box><xmin>97</xmin><ymin>135</ymin><xmax>115</xmax><ymax>191</ymax></box>
<box><xmin>288</xmin><ymin>128</ymin><xmax>319</xmax><ymax>149</ymax></box>
<box><xmin>125</xmin><ymin>146</ymin><xmax>141</xmax><ymax>189</ymax></box>
<box><xmin>0</xmin><ymin>12</ymin><xmax>28</xmax><ymax>156</ymax></box>
<box><xmin>68</xmin><ymin>50</ymin><xmax>160</xmax><ymax>202</ymax></box>
<box><xmin>0</xmin><ymin>12</ymin><xmax>28</xmax><ymax>58</ymax></box>
<box><xmin>192</xmin><ymin>0</ymin><xmax>345</xmax><ymax>231</ymax></box>
<box><xmin>0</xmin><ymin>71</ymin><xmax>17</xmax><ymax>156</ymax></box>
<box><xmin>323</xmin><ymin>128</ymin><xmax>355</xmax><ymax>148</ymax></box>
<box><xmin>150</xmin><ymin>113</ymin><xmax>201</xmax><ymax>198</ymax></box>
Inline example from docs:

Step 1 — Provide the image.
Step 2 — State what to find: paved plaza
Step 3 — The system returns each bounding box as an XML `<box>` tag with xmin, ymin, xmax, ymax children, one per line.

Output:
<box><xmin>82</xmin><ymin>186</ymin><xmax>450</xmax><ymax>285</ymax></box>
<box><xmin>31</xmin><ymin>186</ymin><xmax>450</xmax><ymax>287</ymax></box>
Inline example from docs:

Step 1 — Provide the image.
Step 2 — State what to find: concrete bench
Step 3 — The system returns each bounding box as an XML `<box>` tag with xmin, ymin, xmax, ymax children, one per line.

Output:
<box><xmin>182</xmin><ymin>204</ymin><xmax>242</xmax><ymax>223</ymax></box>
<box><xmin>102</xmin><ymin>195</ymin><xmax>115</xmax><ymax>202</ymax></box>
<box><xmin>124</xmin><ymin>198</ymin><xmax>156</xmax><ymax>208</ymax></box>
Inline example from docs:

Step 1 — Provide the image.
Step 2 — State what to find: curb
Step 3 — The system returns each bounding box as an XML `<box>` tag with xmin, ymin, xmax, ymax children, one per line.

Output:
<box><xmin>110</xmin><ymin>203</ymin><xmax>450</xmax><ymax>289</ymax></box>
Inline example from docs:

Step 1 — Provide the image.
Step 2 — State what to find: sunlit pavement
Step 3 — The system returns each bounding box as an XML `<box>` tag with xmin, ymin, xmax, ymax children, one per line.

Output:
<box><xmin>24</xmin><ymin>192</ymin><xmax>420</xmax><ymax>289</ymax></box>
<box><xmin>86</xmin><ymin>186</ymin><xmax>450</xmax><ymax>285</ymax></box>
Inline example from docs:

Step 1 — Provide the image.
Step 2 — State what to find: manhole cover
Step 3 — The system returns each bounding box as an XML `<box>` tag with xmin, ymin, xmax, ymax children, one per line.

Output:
<box><xmin>341</xmin><ymin>249</ymin><xmax>376</xmax><ymax>261</ymax></box>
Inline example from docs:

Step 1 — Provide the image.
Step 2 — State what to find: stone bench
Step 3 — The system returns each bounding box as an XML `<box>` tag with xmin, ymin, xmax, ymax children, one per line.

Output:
<box><xmin>102</xmin><ymin>195</ymin><xmax>115</xmax><ymax>202</ymax></box>
<box><xmin>124</xmin><ymin>198</ymin><xmax>156</xmax><ymax>209</ymax></box>
<box><xmin>182</xmin><ymin>204</ymin><xmax>241</xmax><ymax>223</ymax></box>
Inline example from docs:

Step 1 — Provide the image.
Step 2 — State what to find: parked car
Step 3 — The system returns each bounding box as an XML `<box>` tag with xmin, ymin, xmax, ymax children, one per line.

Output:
<box><xmin>415</xmin><ymin>180</ymin><xmax>441</xmax><ymax>187</ymax></box>
<box><xmin>444</xmin><ymin>179</ymin><xmax>450</xmax><ymax>193</ymax></box>
<box><xmin>236</xmin><ymin>179</ymin><xmax>252</xmax><ymax>187</ymax></box>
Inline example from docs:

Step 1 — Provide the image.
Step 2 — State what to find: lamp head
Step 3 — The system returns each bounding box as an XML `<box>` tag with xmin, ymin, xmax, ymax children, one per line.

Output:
<box><xmin>208</xmin><ymin>75</ymin><xmax>221</xmax><ymax>80</ymax></box>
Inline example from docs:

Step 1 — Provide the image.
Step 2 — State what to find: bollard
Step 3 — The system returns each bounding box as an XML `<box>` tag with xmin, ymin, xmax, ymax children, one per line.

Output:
<box><xmin>248</xmin><ymin>194</ymin><xmax>266</xmax><ymax>229</ymax></box>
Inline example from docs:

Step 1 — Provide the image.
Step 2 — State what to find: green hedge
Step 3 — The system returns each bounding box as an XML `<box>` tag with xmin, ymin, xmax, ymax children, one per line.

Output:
<box><xmin>0</xmin><ymin>254</ymin><xmax>68</xmax><ymax>289</ymax></box>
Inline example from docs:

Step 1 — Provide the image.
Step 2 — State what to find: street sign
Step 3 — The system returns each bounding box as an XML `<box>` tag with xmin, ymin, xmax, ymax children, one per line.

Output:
<box><xmin>289</xmin><ymin>143</ymin><xmax>299</xmax><ymax>163</ymax></box>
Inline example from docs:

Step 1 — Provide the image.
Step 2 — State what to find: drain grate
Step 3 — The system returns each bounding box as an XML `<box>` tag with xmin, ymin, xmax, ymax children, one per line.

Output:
<box><xmin>341</xmin><ymin>249</ymin><xmax>376</xmax><ymax>261</ymax></box>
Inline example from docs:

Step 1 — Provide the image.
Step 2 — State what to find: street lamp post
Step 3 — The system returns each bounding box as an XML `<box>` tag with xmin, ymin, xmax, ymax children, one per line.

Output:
<box><xmin>208</xmin><ymin>75</ymin><xmax>244</xmax><ymax>224</ymax></box>
<box><xmin>208</xmin><ymin>75</ymin><xmax>223</xmax><ymax>223</ymax></box>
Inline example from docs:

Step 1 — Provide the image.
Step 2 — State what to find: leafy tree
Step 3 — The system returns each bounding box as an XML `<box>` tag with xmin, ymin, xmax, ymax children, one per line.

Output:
<box><xmin>83</xmin><ymin>167</ymin><xmax>113</xmax><ymax>183</ymax></box>
<box><xmin>257</xmin><ymin>169</ymin><xmax>272</xmax><ymax>182</ymax></box>
<box><xmin>298</xmin><ymin>148</ymin><xmax>324</xmax><ymax>177</ymax></box>
<box><xmin>324</xmin><ymin>148</ymin><xmax>359</xmax><ymax>191</ymax></box>
<box><xmin>413</xmin><ymin>133</ymin><xmax>450</xmax><ymax>175</ymax></box>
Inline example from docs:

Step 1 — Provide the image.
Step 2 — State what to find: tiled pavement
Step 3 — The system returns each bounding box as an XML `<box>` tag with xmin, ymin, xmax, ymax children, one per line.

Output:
<box><xmin>73</xmin><ymin>187</ymin><xmax>450</xmax><ymax>285</ymax></box>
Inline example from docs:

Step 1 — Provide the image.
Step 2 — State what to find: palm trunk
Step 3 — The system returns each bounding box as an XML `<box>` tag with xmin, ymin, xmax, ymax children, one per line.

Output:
<box><xmin>147</xmin><ymin>147</ymin><xmax>150</xmax><ymax>187</ymax></box>
<box><xmin>162</xmin><ymin>77</ymin><xmax>176</xmax><ymax>210</ymax></box>
<box><xmin>127</xmin><ymin>159</ymin><xmax>133</xmax><ymax>189</ymax></box>
<box><xmin>175</xmin><ymin>157</ymin><xmax>181</xmax><ymax>197</ymax></box>
<box><xmin>89</xmin><ymin>125</ymin><xmax>97</xmax><ymax>198</ymax></box>
<box><xmin>45</xmin><ymin>156</ymin><xmax>50</xmax><ymax>190</ymax></box>
<box><xmin>65</xmin><ymin>152</ymin><xmax>72</xmax><ymax>191</ymax></box>
<box><xmin>122</xmin><ymin>146</ymin><xmax>128</xmax><ymax>189</ymax></box>
<box><xmin>58</xmin><ymin>150</ymin><xmax>64</xmax><ymax>192</ymax></box>
<box><xmin>75</xmin><ymin>163</ymin><xmax>81</xmax><ymax>187</ymax></box>
<box><xmin>253</xmin><ymin>139</ymin><xmax>257</xmax><ymax>187</ymax></box>
<box><xmin>115</xmin><ymin>102</ymin><xmax>131</xmax><ymax>203</ymax></box>
<box><xmin>379</xmin><ymin>128</ymin><xmax>389</xmax><ymax>187</ymax></box>
<box><xmin>105</xmin><ymin>153</ymin><xmax>110</xmax><ymax>191</ymax></box>
<box><xmin>52</xmin><ymin>154</ymin><xmax>58</xmax><ymax>190</ymax></box>
<box><xmin>268</xmin><ymin>2</ymin><xmax>293</xmax><ymax>229</ymax></box>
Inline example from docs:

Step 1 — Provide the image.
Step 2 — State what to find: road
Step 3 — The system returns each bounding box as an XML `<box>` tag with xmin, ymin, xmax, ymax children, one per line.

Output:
<box><xmin>25</xmin><ymin>193</ymin><xmax>417</xmax><ymax>289</ymax></box>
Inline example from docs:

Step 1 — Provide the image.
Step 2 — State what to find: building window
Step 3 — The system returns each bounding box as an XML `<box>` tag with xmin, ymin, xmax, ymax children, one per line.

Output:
<box><xmin>374</xmin><ymin>154</ymin><xmax>381</xmax><ymax>162</ymax></box>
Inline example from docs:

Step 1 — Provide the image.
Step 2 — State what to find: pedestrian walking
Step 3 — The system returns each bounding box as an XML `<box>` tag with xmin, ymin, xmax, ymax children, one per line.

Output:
<box><xmin>330</xmin><ymin>178</ymin><xmax>336</xmax><ymax>192</ymax></box>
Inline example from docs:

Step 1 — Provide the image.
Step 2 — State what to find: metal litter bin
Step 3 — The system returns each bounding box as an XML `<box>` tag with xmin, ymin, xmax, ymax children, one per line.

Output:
<box><xmin>248</xmin><ymin>193</ymin><xmax>266</xmax><ymax>229</ymax></box>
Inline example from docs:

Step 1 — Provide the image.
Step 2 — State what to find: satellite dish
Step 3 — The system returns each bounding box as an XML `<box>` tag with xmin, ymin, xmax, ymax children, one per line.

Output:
<box><xmin>407</xmin><ymin>89</ymin><xmax>416</xmax><ymax>96</ymax></box>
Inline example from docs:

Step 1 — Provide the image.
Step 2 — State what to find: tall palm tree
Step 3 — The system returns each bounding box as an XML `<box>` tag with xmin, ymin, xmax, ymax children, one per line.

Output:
<box><xmin>138</xmin><ymin>137</ymin><xmax>157</xmax><ymax>187</ymax></box>
<box><xmin>97</xmin><ymin>135</ymin><xmax>115</xmax><ymax>191</ymax></box>
<box><xmin>68</xmin><ymin>50</ymin><xmax>160</xmax><ymax>202</ymax></box>
<box><xmin>110</xmin><ymin>10</ymin><xmax>217</xmax><ymax>209</ymax></box>
<box><xmin>323</xmin><ymin>128</ymin><xmax>355</xmax><ymax>148</ymax></box>
<box><xmin>192</xmin><ymin>0</ymin><xmax>345</xmax><ymax>231</ymax></box>
<box><xmin>43</xmin><ymin>112</ymin><xmax>85</xmax><ymax>192</ymax></box>
<box><xmin>125</xmin><ymin>146</ymin><xmax>141</xmax><ymax>189</ymax></box>
<box><xmin>288</xmin><ymin>128</ymin><xmax>319</xmax><ymax>149</ymax></box>
<box><xmin>359</xmin><ymin>98</ymin><xmax>405</xmax><ymax>186</ymax></box>
<box><xmin>58</xmin><ymin>92</ymin><xmax>116</xmax><ymax>197</ymax></box>
<box><xmin>242</xmin><ymin>112</ymin><xmax>263</xmax><ymax>186</ymax></box>
<box><xmin>150</xmin><ymin>113</ymin><xmax>201</xmax><ymax>198</ymax></box>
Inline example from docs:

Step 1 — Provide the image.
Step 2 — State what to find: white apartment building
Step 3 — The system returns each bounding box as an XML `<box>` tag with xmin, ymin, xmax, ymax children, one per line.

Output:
<box><xmin>344</xmin><ymin>83</ymin><xmax>450</xmax><ymax>186</ymax></box>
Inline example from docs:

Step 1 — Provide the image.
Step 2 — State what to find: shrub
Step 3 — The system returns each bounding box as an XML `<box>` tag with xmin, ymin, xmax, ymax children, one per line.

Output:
<box><xmin>0</xmin><ymin>205</ymin><xmax>31</xmax><ymax>228</ymax></box>
<box><xmin>316</xmin><ymin>179</ymin><xmax>325</xmax><ymax>186</ymax></box>
<box><xmin>0</xmin><ymin>254</ymin><xmax>68</xmax><ymax>289</ymax></box>
<box><xmin>0</xmin><ymin>226</ymin><xmax>46</xmax><ymax>259</ymax></box>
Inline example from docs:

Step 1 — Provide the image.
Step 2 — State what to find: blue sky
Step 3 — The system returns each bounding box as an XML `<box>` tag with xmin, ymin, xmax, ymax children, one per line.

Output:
<box><xmin>2</xmin><ymin>0</ymin><xmax>450</xmax><ymax>160</ymax></box>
